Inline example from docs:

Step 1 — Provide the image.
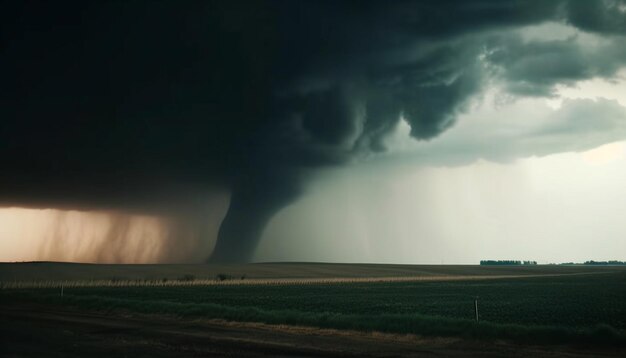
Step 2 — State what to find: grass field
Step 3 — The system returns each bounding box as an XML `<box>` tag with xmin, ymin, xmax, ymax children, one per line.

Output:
<box><xmin>2</xmin><ymin>263</ymin><xmax>625</xmax><ymax>346</ymax></box>
<box><xmin>1</xmin><ymin>261</ymin><xmax>608</xmax><ymax>282</ymax></box>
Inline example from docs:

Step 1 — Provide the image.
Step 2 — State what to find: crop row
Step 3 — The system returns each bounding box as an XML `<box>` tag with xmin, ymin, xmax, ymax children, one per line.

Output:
<box><xmin>0</xmin><ymin>273</ymin><xmax>561</xmax><ymax>289</ymax></box>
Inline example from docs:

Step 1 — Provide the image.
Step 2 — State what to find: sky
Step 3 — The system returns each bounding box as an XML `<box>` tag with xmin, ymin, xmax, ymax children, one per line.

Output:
<box><xmin>258</xmin><ymin>76</ymin><xmax>626</xmax><ymax>264</ymax></box>
<box><xmin>1</xmin><ymin>1</ymin><xmax>626</xmax><ymax>263</ymax></box>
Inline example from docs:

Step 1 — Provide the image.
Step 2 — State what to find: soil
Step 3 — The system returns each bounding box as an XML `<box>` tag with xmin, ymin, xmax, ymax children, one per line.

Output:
<box><xmin>1</xmin><ymin>302</ymin><xmax>624</xmax><ymax>357</ymax></box>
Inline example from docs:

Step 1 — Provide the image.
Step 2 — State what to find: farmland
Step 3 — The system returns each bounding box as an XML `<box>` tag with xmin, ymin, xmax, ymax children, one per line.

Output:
<box><xmin>0</xmin><ymin>261</ymin><xmax>599</xmax><ymax>282</ymax></box>
<box><xmin>2</xmin><ymin>263</ymin><xmax>626</xmax><ymax>357</ymax></box>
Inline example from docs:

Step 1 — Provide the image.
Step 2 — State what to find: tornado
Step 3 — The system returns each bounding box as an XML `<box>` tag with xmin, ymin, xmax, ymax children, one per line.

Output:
<box><xmin>210</xmin><ymin>173</ymin><xmax>301</xmax><ymax>263</ymax></box>
<box><xmin>3</xmin><ymin>1</ymin><xmax>623</xmax><ymax>263</ymax></box>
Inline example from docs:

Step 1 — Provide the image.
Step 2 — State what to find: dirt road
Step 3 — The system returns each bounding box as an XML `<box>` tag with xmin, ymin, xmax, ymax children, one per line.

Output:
<box><xmin>1</xmin><ymin>303</ymin><xmax>623</xmax><ymax>357</ymax></box>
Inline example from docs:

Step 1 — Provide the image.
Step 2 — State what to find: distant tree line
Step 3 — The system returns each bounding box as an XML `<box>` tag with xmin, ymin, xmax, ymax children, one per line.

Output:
<box><xmin>551</xmin><ymin>260</ymin><xmax>626</xmax><ymax>265</ymax></box>
<box><xmin>582</xmin><ymin>260</ymin><xmax>626</xmax><ymax>265</ymax></box>
<box><xmin>480</xmin><ymin>260</ymin><xmax>626</xmax><ymax>266</ymax></box>
<box><xmin>557</xmin><ymin>261</ymin><xmax>626</xmax><ymax>265</ymax></box>
<box><xmin>480</xmin><ymin>260</ymin><xmax>537</xmax><ymax>266</ymax></box>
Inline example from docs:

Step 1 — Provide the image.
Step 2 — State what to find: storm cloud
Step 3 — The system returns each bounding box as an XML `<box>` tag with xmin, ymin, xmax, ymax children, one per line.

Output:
<box><xmin>1</xmin><ymin>0</ymin><xmax>625</xmax><ymax>262</ymax></box>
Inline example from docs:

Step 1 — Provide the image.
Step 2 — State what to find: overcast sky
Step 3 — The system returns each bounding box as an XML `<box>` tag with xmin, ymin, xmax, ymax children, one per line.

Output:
<box><xmin>1</xmin><ymin>1</ymin><xmax>626</xmax><ymax>263</ymax></box>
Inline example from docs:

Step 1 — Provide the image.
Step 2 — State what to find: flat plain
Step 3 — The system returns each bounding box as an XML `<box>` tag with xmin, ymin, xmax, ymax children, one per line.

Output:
<box><xmin>1</xmin><ymin>262</ymin><xmax>625</xmax><ymax>357</ymax></box>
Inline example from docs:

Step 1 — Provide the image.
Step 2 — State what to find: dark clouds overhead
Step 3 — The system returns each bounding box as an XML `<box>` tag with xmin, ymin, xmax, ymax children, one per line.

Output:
<box><xmin>565</xmin><ymin>0</ymin><xmax>626</xmax><ymax>34</ymax></box>
<box><xmin>1</xmin><ymin>0</ymin><xmax>625</xmax><ymax>262</ymax></box>
<box><xmin>383</xmin><ymin>98</ymin><xmax>626</xmax><ymax>168</ymax></box>
<box><xmin>484</xmin><ymin>33</ymin><xmax>626</xmax><ymax>96</ymax></box>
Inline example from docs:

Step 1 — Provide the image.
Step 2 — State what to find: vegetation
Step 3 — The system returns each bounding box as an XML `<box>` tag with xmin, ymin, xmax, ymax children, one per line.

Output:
<box><xmin>2</xmin><ymin>269</ymin><xmax>625</xmax><ymax>345</ymax></box>
<box><xmin>4</xmin><ymin>262</ymin><xmax>606</xmax><ymax>283</ymax></box>
<box><xmin>584</xmin><ymin>260</ymin><xmax>626</xmax><ymax>265</ymax></box>
<box><xmin>480</xmin><ymin>260</ymin><xmax>537</xmax><ymax>265</ymax></box>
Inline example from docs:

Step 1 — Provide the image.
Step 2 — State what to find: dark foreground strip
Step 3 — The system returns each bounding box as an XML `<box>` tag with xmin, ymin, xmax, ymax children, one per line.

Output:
<box><xmin>1</xmin><ymin>302</ymin><xmax>625</xmax><ymax>358</ymax></box>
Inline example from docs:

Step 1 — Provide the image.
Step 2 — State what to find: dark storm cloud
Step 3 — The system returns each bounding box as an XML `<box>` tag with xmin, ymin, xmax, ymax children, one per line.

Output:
<box><xmin>385</xmin><ymin>98</ymin><xmax>626</xmax><ymax>168</ymax></box>
<box><xmin>484</xmin><ymin>34</ymin><xmax>626</xmax><ymax>96</ymax></box>
<box><xmin>1</xmin><ymin>0</ymin><xmax>625</xmax><ymax>262</ymax></box>
<box><xmin>565</xmin><ymin>0</ymin><xmax>626</xmax><ymax>34</ymax></box>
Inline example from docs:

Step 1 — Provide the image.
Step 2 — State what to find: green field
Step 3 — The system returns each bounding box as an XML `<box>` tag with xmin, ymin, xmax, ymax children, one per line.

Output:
<box><xmin>0</xmin><ymin>261</ymin><xmax>605</xmax><ymax>281</ymax></box>
<box><xmin>2</xmin><ymin>263</ymin><xmax>626</xmax><ymax>345</ymax></box>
